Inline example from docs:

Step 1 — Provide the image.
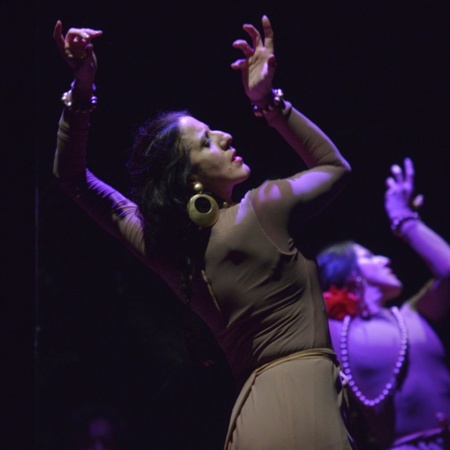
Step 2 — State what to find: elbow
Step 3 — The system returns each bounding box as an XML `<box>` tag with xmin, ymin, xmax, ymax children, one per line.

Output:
<box><xmin>438</xmin><ymin>265</ymin><xmax>450</xmax><ymax>282</ymax></box>
<box><xmin>333</xmin><ymin>160</ymin><xmax>352</xmax><ymax>192</ymax></box>
<box><xmin>341</xmin><ymin>156</ymin><xmax>352</xmax><ymax>174</ymax></box>
<box><xmin>338</xmin><ymin>159</ymin><xmax>352</xmax><ymax>182</ymax></box>
<box><xmin>430</xmin><ymin>258</ymin><xmax>450</xmax><ymax>281</ymax></box>
<box><xmin>328</xmin><ymin>151</ymin><xmax>351</xmax><ymax>177</ymax></box>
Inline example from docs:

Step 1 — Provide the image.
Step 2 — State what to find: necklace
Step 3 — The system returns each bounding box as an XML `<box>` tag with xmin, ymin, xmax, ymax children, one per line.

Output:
<box><xmin>340</xmin><ymin>306</ymin><xmax>408</xmax><ymax>407</ymax></box>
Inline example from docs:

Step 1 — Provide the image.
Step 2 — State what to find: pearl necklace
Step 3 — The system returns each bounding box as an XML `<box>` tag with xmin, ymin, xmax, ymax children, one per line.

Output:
<box><xmin>340</xmin><ymin>306</ymin><xmax>408</xmax><ymax>407</ymax></box>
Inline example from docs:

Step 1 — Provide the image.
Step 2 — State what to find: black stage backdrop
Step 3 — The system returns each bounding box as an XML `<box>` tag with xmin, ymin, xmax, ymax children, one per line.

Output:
<box><xmin>4</xmin><ymin>1</ymin><xmax>450</xmax><ymax>449</ymax></box>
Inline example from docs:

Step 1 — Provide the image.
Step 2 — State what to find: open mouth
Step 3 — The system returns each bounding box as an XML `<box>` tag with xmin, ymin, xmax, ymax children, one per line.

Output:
<box><xmin>231</xmin><ymin>148</ymin><xmax>242</xmax><ymax>162</ymax></box>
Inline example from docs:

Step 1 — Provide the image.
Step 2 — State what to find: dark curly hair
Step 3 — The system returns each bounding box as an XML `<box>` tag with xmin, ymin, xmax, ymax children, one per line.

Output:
<box><xmin>127</xmin><ymin>110</ymin><xmax>207</xmax><ymax>302</ymax></box>
<box><xmin>316</xmin><ymin>240</ymin><xmax>358</xmax><ymax>291</ymax></box>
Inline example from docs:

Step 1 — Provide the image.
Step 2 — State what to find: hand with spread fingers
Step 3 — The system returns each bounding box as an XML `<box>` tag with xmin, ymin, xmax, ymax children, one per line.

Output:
<box><xmin>384</xmin><ymin>157</ymin><xmax>423</xmax><ymax>221</ymax></box>
<box><xmin>318</xmin><ymin>156</ymin><xmax>450</xmax><ymax>449</ymax></box>
<box><xmin>53</xmin><ymin>20</ymin><xmax>103</xmax><ymax>88</ymax></box>
<box><xmin>231</xmin><ymin>15</ymin><xmax>277</xmax><ymax>104</ymax></box>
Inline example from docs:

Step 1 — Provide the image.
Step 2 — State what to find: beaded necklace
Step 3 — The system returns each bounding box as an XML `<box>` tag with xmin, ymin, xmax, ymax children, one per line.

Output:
<box><xmin>340</xmin><ymin>306</ymin><xmax>408</xmax><ymax>407</ymax></box>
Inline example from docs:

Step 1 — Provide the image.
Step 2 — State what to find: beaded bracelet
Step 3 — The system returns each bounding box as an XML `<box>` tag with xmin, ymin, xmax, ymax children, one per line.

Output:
<box><xmin>61</xmin><ymin>89</ymin><xmax>98</xmax><ymax>114</ymax></box>
<box><xmin>252</xmin><ymin>88</ymin><xmax>285</xmax><ymax>117</ymax></box>
<box><xmin>390</xmin><ymin>212</ymin><xmax>420</xmax><ymax>235</ymax></box>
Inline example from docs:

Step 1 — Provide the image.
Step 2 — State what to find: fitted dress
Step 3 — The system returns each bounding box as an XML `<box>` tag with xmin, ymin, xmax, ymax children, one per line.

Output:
<box><xmin>54</xmin><ymin>103</ymin><xmax>354</xmax><ymax>449</ymax></box>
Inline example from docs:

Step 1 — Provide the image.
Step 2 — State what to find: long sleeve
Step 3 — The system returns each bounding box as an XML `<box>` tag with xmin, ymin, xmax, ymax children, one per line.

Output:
<box><xmin>266</xmin><ymin>101</ymin><xmax>350</xmax><ymax>172</ymax></box>
<box><xmin>54</xmin><ymin>110</ymin><xmax>148</xmax><ymax>263</ymax></box>
<box><xmin>250</xmin><ymin>101</ymin><xmax>351</xmax><ymax>240</ymax></box>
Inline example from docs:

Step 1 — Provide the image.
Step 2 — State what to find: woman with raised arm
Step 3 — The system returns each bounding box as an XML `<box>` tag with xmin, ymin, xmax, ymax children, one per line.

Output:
<box><xmin>318</xmin><ymin>158</ymin><xmax>450</xmax><ymax>449</ymax></box>
<box><xmin>53</xmin><ymin>16</ymin><xmax>354</xmax><ymax>449</ymax></box>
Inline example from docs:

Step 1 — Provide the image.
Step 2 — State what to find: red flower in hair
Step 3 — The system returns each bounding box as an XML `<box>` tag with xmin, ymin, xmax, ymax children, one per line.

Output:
<box><xmin>323</xmin><ymin>285</ymin><xmax>359</xmax><ymax>320</ymax></box>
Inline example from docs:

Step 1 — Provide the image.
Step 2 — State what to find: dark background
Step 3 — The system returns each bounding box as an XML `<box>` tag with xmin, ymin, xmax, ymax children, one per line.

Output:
<box><xmin>5</xmin><ymin>1</ymin><xmax>450</xmax><ymax>449</ymax></box>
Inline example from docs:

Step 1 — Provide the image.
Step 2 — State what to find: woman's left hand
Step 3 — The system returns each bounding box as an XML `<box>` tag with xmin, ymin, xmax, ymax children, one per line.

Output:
<box><xmin>231</xmin><ymin>15</ymin><xmax>276</xmax><ymax>104</ymax></box>
<box><xmin>53</xmin><ymin>20</ymin><xmax>103</xmax><ymax>89</ymax></box>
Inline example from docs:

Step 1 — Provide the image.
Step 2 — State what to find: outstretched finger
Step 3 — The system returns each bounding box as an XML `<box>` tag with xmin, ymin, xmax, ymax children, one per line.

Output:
<box><xmin>230</xmin><ymin>58</ymin><xmax>247</xmax><ymax>70</ymax></box>
<box><xmin>242</xmin><ymin>23</ymin><xmax>262</xmax><ymax>50</ymax></box>
<box><xmin>75</xmin><ymin>27</ymin><xmax>103</xmax><ymax>41</ymax></box>
<box><xmin>404</xmin><ymin>157</ymin><xmax>415</xmax><ymax>187</ymax></box>
<box><xmin>66</xmin><ymin>28</ymin><xmax>102</xmax><ymax>46</ymax></box>
<box><xmin>391</xmin><ymin>164</ymin><xmax>404</xmax><ymax>184</ymax></box>
<box><xmin>232</xmin><ymin>40</ymin><xmax>254</xmax><ymax>58</ymax></box>
<box><xmin>65</xmin><ymin>27</ymin><xmax>103</xmax><ymax>59</ymax></box>
<box><xmin>53</xmin><ymin>20</ymin><xmax>66</xmax><ymax>56</ymax></box>
<box><xmin>385</xmin><ymin>176</ymin><xmax>396</xmax><ymax>189</ymax></box>
<box><xmin>53</xmin><ymin>20</ymin><xmax>62</xmax><ymax>41</ymax></box>
<box><xmin>261</xmin><ymin>15</ymin><xmax>274</xmax><ymax>52</ymax></box>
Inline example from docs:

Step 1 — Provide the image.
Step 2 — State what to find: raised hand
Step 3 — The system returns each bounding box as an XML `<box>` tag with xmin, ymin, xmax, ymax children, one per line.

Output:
<box><xmin>53</xmin><ymin>20</ymin><xmax>103</xmax><ymax>88</ymax></box>
<box><xmin>231</xmin><ymin>15</ymin><xmax>276</xmax><ymax>104</ymax></box>
<box><xmin>385</xmin><ymin>157</ymin><xmax>423</xmax><ymax>220</ymax></box>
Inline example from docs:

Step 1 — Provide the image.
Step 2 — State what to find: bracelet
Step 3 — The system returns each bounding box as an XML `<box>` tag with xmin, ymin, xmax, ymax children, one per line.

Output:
<box><xmin>252</xmin><ymin>88</ymin><xmax>285</xmax><ymax>117</ymax></box>
<box><xmin>390</xmin><ymin>212</ymin><xmax>420</xmax><ymax>235</ymax></box>
<box><xmin>61</xmin><ymin>89</ymin><xmax>98</xmax><ymax>113</ymax></box>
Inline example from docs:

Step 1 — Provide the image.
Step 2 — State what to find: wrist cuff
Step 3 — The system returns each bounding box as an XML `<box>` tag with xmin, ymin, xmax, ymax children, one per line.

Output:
<box><xmin>390</xmin><ymin>212</ymin><xmax>420</xmax><ymax>236</ymax></box>
<box><xmin>252</xmin><ymin>89</ymin><xmax>285</xmax><ymax>117</ymax></box>
<box><xmin>61</xmin><ymin>89</ymin><xmax>98</xmax><ymax>114</ymax></box>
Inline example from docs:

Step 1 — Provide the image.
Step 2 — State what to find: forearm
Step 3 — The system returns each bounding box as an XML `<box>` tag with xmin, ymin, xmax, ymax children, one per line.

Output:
<box><xmin>54</xmin><ymin>109</ymin><xmax>146</xmax><ymax>260</ymax></box>
<box><xmin>265</xmin><ymin>101</ymin><xmax>351</xmax><ymax>172</ymax></box>
<box><xmin>250</xmin><ymin>101</ymin><xmax>352</xmax><ymax>229</ymax></box>
<box><xmin>396</xmin><ymin>218</ymin><xmax>450</xmax><ymax>279</ymax></box>
<box><xmin>54</xmin><ymin>109</ymin><xmax>90</xmax><ymax>179</ymax></box>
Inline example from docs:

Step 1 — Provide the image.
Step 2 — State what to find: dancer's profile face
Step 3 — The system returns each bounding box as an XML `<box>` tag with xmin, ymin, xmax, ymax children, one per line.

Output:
<box><xmin>178</xmin><ymin>116</ymin><xmax>250</xmax><ymax>198</ymax></box>
<box><xmin>353</xmin><ymin>244</ymin><xmax>403</xmax><ymax>301</ymax></box>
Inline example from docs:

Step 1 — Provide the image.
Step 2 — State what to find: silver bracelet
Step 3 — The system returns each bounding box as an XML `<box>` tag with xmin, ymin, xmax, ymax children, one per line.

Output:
<box><xmin>61</xmin><ymin>89</ymin><xmax>98</xmax><ymax>113</ymax></box>
<box><xmin>390</xmin><ymin>212</ymin><xmax>420</xmax><ymax>235</ymax></box>
<box><xmin>252</xmin><ymin>88</ymin><xmax>285</xmax><ymax>117</ymax></box>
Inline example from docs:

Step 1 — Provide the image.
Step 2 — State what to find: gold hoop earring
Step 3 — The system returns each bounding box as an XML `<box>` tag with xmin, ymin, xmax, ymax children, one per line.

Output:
<box><xmin>187</xmin><ymin>182</ymin><xmax>220</xmax><ymax>228</ymax></box>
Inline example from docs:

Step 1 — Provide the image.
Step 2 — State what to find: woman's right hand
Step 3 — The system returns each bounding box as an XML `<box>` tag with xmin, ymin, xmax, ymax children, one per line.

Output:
<box><xmin>231</xmin><ymin>15</ymin><xmax>276</xmax><ymax>105</ymax></box>
<box><xmin>53</xmin><ymin>20</ymin><xmax>103</xmax><ymax>89</ymax></box>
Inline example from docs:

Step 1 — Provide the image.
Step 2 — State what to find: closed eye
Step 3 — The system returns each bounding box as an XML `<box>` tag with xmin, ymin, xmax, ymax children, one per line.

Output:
<box><xmin>200</xmin><ymin>130</ymin><xmax>212</xmax><ymax>148</ymax></box>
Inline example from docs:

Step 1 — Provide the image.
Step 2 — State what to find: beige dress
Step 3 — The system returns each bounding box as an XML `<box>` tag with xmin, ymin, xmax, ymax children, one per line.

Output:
<box><xmin>55</xmin><ymin>107</ymin><xmax>355</xmax><ymax>449</ymax></box>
